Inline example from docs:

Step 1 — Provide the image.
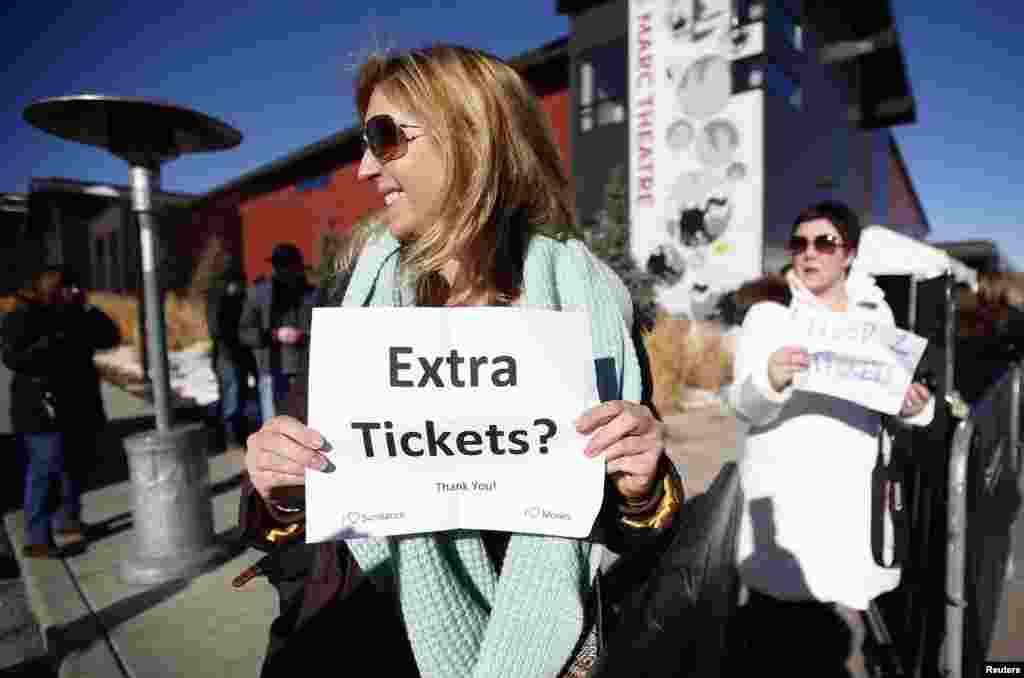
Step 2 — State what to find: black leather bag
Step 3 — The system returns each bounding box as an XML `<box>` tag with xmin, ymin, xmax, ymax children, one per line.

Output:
<box><xmin>254</xmin><ymin>542</ymin><xmax>418</xmax><ymax>678</ymax></box>
<box><xmin>593</xmin><ymin>462</ymin><xmax>743</xmax><ymax>678</ymax></box>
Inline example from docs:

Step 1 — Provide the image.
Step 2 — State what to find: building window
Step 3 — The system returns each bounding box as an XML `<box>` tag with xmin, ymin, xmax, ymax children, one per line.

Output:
<box><xmin>773</xmin><ymin>3</ymin><xmax>803</xmax><ymax>51</ymax></box>
<box><xmin>732</xmin><ymin>56</ymin><xmax>764</xmax><ymax>93</ymax></box>
<box><xmin>744</xmin><ymin>1</ymin><xmax>802</xmax><ymax>51</ymax></box>
<box><xmin>757</xmin><ymin>2</ymin><xmax>801</xmax><ymax>51</ymax></box>
<box><xmin>579</xmin><ymin>39</ymin><xmax>627</xmax><ymax>133</ymax></box>
<box><xmin>45</xmin><ymin>225</ymin><xmax>62</xmax><ymax>266</ymax></box>
<box><xmin>95</xmin><ymin>236</ymin><xmax>109</xmax><ymax>290</ymax></box>
<box><xmin>108</xmin><ymin>231</ymin><xmax>121</xmax><ymax>291</ymax></box>
<box><xmin>730</xmin><ymin>56</ymin><xmax>802</xmax><ymax>109</ymax></box>
<box><xmin>765</xmin><ymin>62</ymin><xmax>802</xmax><ymax>110</ymax></box>
<box><xmin>296</xmin><ymin>174</ymin><xmax>331</xmax><ymax>193</ymax></box>
<box><xmin>0</xmin><ymin>219</ymin><xmax>17</xmax><ymax>249</ymax></box>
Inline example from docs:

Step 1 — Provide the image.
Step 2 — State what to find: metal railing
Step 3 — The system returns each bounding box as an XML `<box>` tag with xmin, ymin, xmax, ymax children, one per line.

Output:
<box><xmin>943</xmin><ymin>362</ymin><xmax>1024</xmax><ymax>678</ymax></box>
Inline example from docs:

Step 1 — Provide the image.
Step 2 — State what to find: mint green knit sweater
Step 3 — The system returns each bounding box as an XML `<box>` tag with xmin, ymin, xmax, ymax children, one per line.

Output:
<box><xmin>340</xmin><ymin>230</ymin><xmax>640</xmax><ymax>678</ymax></box>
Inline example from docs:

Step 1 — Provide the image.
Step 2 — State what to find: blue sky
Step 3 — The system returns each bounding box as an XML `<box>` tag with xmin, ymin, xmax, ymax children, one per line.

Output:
<box><xmin>2</xmin><ymin>1</ymin><xmax>1021</xmax><ymax>268</ymax></box>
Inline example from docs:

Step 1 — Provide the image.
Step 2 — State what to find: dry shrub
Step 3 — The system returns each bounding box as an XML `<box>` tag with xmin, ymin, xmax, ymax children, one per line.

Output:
<box><xmin>188</xmin><ymin>235</ymin><xmax>230</xmax><ymax>304</ymax></box>
<box><xmin>961</xmin><ymin>271</ymin><xmax>1024</xmax><ymax>338</ymax></box>
<box><xmin>685</xmin><ymin>323</ymin><xmax>733</xmax><ymax>391</ymax></box>
<box><xmin>313</xmin><ymin>228</ymin><xmax>345</xmax><ymax>291</ymax></box>
<box><xmin>164</xmin><ymin>290</ymin><xmax>209</xmax><ymax>350</ymax></box>
<box><xmin>89</xmin><ymin>292</ymin><xmax>138</xmax><ymax>347</ymax></box>
<box><xmin>643</xmin><ymin>310</ymin><xmax>735</xmax><ymax>415</ymax></box>
<box><xmin>643</xmin><ymin>311</ymin><xmax>690</xmax><ymax>416</ymax></box>
<box><xmin>89</xmin><ymin>290</ymin><xmax>210</xmax><ymax>353</ymax></box>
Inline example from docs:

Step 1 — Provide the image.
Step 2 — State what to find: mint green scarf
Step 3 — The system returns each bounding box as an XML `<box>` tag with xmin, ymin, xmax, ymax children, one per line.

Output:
<box><xmin>340</xmin><ymin>230</ymin><xmax>640</xmax><ymax>678</ymax></box>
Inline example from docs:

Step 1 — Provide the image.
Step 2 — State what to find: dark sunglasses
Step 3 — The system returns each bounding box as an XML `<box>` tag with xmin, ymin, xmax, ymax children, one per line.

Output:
<box><xmin>361</xmin><ymin>114</ymin><xmax>422</xmax><ymax>163</ymax></box>
<box><xmin>788</xmin><ymin>233</ymin><xmax>845</xmax><ymax>255</ymax></box>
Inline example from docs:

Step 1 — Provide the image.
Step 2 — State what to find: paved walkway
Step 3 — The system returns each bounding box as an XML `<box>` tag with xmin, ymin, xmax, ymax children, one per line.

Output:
<box><xmin>5</xmin><ymin>383</ymin><xmax>275</xmax><ymax>677</ymax></box>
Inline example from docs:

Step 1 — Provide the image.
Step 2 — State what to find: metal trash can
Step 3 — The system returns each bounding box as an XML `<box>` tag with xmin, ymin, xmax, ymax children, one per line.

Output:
<box><xmin>120</xmin><ymin>422</ymin><xmax>223</xmax><ymax>585</ymax></box>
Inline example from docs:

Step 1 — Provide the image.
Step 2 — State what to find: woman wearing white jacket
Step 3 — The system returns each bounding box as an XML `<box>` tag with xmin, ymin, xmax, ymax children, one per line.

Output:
<box><xmin>727</xmin><ymin>201</ymin><xmax>934</xmax><ymax>676</ymax></box>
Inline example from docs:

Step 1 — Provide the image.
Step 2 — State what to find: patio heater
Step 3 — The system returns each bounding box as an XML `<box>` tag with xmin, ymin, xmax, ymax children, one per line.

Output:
<box><xmin>24</xmin><ymin>96</ymin><xmax>242</xmax><ymax>584</ymax></box>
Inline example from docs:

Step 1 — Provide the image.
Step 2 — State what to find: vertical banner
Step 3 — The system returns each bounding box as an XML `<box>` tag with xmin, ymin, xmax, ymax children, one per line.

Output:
<box><xmin>630</xmin><ymin>0</ymin><xmax>765</xmax><ymax>318</ymax></box>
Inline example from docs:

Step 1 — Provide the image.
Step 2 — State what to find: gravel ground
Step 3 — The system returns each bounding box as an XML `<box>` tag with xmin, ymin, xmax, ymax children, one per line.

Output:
<box><xmin>662</xmin><ymin>401</ymin><xmax>745</xmax><ymax>497</ymax></box>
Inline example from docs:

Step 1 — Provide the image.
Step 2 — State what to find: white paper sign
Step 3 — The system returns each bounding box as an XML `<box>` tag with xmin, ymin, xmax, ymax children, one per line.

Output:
<box><xmin>789</xmin><ymin>307</ymin><xmax>928</xmax><ymax>414</ymax></box>
<box><xmin>305</xmin><ymin>307</ymin><xmax>605</xmax><ymax>542</ymax></box>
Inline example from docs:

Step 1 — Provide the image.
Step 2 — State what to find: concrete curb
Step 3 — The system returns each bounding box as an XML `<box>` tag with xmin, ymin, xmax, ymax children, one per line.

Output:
<box><xmin>3</xmin><ymin>512</ymin><xmax>125</xmax><ymax>677</ymax></box>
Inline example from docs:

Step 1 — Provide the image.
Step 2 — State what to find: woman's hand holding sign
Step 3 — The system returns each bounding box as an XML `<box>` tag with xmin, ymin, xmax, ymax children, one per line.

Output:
<box><xmin>900</xmin><ymin>382</ymin><xmax>931</xmax><ymax>418</ymax></box>
<box><xmin>767</xmin><ymin>345</ymin><xmax>810</xmax><ymax>392</ymax></box>
<box><xmin>576</xmin><ymin>401</ymin><xmax>665</xmax><ymax>500</ymax></box>
<box><xmin>246</xmin><ymin>416</ymin><xmax>331</xmax><ymax>503</ymax></box>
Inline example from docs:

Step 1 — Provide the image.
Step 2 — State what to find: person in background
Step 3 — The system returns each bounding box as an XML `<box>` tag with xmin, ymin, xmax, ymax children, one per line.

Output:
<box><xmin>238</xmin><ymin>243</ymin><xmax>317</xmax><ymax>425</ymax></box>
<box><xmin>206</xmin><ymin>256</ymin><xmax>257</xmax><ymax>449</ymax></box>
<box><xmin>237</xmin><ymin>44</ymin><xmax>681</xmax><ymax>677</ymax></box>
<box><xmin>954</xmin><ymin>273</ymin><xmax>1024</xmax><ymax>403</ymax></box>
<box><xmin>0</xmin><ymin>299</ymin><xmax>20</xmax><ymax>578</ymax></box>
<box><xmin>726</xmin><ymin>201</ymin><xmax>934</xmax><ymax>677</ymax></box>
<box><xmin>1</xmin><ymin>266</ymin><xmax>120</xmax><ymax>558</ymax></box>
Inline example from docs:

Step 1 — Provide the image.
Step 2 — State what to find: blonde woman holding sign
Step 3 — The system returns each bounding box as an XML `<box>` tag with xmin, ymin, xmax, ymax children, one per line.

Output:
<box><xmin>727</xmin><ymin>200</ymin><xmax>934</xmax><ymax>676</ymax></box>
<box><xmin>239</xmin><ymin>45</ymin><xmax>681</xmax><ymax>678</ymax></box>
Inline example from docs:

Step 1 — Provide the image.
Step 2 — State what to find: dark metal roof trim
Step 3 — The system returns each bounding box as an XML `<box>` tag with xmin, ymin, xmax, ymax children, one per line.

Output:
<box><xmin>806</xmin><ymin>0</ymin><xmax>916</xmax><ymax>129</ymax></box>
<box><xmin>28</xmin><ymin>176</ymin><xmax>194</xmax><ymax>206</ymax></box>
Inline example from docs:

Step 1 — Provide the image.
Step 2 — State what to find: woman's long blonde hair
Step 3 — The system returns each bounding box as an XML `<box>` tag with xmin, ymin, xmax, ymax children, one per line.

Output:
<box><xmin>355</xmin><ymin>44</ymin><xmax>579</xmax><ymax>305</ymax></box>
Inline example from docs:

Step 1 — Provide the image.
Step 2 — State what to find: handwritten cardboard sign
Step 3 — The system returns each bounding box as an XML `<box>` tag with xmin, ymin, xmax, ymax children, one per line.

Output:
<box><xmin>789</xmin><ymin>306</ymin><xmax>928</xmax><ymax>414</ymax></box>
<box><xmin>304</xmin><ymin>307</ymin><xmax>605</xmax><ymax>542</ymax></box>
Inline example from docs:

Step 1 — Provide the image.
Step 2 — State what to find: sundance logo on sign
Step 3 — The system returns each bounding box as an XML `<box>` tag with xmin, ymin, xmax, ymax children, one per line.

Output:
<box><xmin>343</xmin><ymin>511</ymin><xmax>406</xmax><ymax>527</ymax></box>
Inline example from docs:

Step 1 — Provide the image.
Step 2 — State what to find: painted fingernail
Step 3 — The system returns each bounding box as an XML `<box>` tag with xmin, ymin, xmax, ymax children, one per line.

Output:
<box><xmin>312</xmin><ymin>436</ymin><xmax>325</xmax><ymax>449</ymax></box>
<box><xmin>317</xmin><ymin>455</ymin><xmax>335</xmax><ymax>473</ymax></box>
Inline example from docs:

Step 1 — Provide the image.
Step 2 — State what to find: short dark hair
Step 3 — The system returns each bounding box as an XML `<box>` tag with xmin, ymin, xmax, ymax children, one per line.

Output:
<box><xmin>791</xmin><ymin>200</ymin><xmax>862</xmax><ymax>251</ymax></box>
<box><xmin>269</xmin><ymin>242</ymin><xmax>304</xmax><ymax>268</ymax></box>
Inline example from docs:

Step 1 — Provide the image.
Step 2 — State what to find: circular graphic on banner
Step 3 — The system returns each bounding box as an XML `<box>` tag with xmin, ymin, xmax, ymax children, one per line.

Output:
<box><xmin>646</xmin><ymin>243</ymin><xmax>686</xmax><ymax>287</ymax></box>
<box><xmin>675</xmin><ymin>56</ymin><xmax>731</xmax><ymax>120</ymax></box>
<box><xmin>697</xmin><ymin>119</ymin><xmax>740</xmax><ymax>168</ymax></box>
<box><xmin>726</xmin><ymin>161</ymin><xmax>748</xmax><ymax>182</ymax></box>
<box><xmin>665</xmin><ymin>171</ymin><xmax>734</xmax><ymax>247</ymax></box>
<box><xmin>666</xmin><ymin>118</ymin><xmax>695</xmax><ymax>152</ymax></box>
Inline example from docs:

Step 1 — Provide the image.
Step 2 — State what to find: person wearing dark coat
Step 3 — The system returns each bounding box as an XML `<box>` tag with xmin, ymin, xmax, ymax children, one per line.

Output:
<box><xmin>0</xmin><ymin>266</ymin><xmax>120</xmax><ymax>558</ymax></box>
<box><xmin>237</xmin><ymin>243</ymin><xmax>317</xmax><ymax>425</ymax></box>
<box><xmin>956</xmin><ymin>275</ymin><xmax>1024</xmax><ymax>403</ymax></box>
<box><xmin>206</xmin><ymin>257</ymin><xmax>257</xmax><ymax>448</ymax></box>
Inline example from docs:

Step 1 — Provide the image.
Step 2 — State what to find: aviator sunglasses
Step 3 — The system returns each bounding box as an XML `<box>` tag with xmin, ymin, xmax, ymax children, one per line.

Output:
<box><xmin>361</xmin><ymin>114</ymin><xmax>423</xmax><ymax>163</ymax></box>
<box><xmin>787</xmin><ymin>233</ymin><xmax>845</xmax><ymax>255</ymax></box>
